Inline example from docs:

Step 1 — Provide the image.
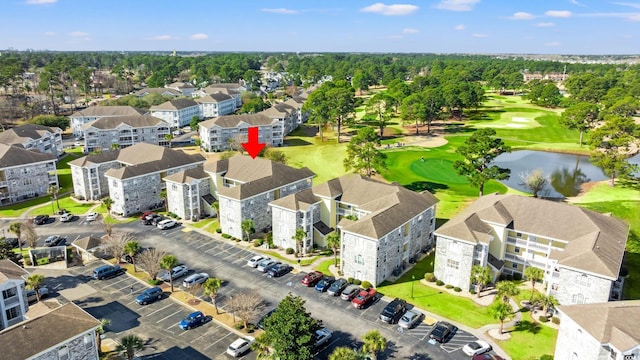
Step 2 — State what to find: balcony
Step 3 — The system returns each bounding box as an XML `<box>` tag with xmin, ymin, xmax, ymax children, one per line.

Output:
<box><xmin>504</xmin><ymin>253</ymin><xmax>523</xmax><ymax>262</ymax></box>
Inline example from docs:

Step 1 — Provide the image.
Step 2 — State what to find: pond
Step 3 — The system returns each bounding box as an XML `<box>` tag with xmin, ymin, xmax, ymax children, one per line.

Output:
<box><xmin>492</xmin><ymin>150</ymin><xmax>640</xmax><ymax>198</ymax></box>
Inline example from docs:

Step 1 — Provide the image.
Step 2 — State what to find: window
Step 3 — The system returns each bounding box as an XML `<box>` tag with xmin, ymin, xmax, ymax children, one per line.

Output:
<box><xmin>2</xmin><ymin>287</ymin><xmax>17</xmax><ymax>299</ymax></box>
<box><xmin>576</xmin><ymin>274</ymin><xmax>591</xmax><ymax>287</ymax></box>
<box><xmin>514</xmin><ymin>247</ymin><xmax>520</xmax><ymax>253</ymax></box>
<box><xmin>355</xmin><ymin>255</ymin><xmax>364</xmax><ymax>265</ymax></box>
<box><xmin>572</xmin><ymin>293</ymin><xmax>585</xmax><ymax>304</ymax></box>
<box><xmin>5</xmin><ymin>306</ymin><xmax>19</xmax><ymax>320</ymax></box>
<box><xmin>516</xmin><ymin>232</ymin><xmax>522</xmax><ymax>238</ymax></box>
<box><xmin>84</xmin><ymin>333</ymin><xmax>93</xmax><ymax>349</ymax></box>
<box><xmin>58</xmin><ymin>345</ymin><xmax>69</xmax><ymax>360</ymax></box>
<box><xmin>447</xmin><ymin>259</ymin><xmax>459</xmax><ymax>269</ymax></box>
<box><xmin>512</xmin><ymin>263</ymin><xmax>518</xmax><ymax>269</ymax></box>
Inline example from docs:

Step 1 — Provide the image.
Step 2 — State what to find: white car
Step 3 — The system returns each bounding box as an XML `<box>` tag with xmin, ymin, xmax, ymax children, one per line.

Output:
<box><xmin>398</xmin><ymin>309</ymin><xmax>422</xmax><ymax>329</ymax></box>
<box><xmin>60</xmin><ymin>212</ymin><xmax>74</xmax><ymax>222</ymax></box>
<box><xmin>256</xmin><ymin>259</ymin><xmax>277</xmax><ymax>273</ymax></box>
<box><xmin>226</xmin><ymin>336</ymin><xmax>254</xmax><ymax>357</ymax></box>
<box><xmin>160</xmin><ymin>265</ymin><xmax>188</xmax><ymax>282</ymax></box>
<box><xmin>157</xmin><ymin>219</ymin><xmax>177</xmax><ymax>229</ymax></box>
<box><xmin>314</xmin><ymin>328</ymin><xmax>333</xmax><ymax>348</ymax></box>
<box><xmin>247</xmin><ymin>255</ymin><xmax>264</xmax><ymax>268</ymax></box>
<box><xmin>86</xmin><ymin>212</ymin><xmax>99</xmax><ymax>221</ymax></box>
<box><xmin>172</xmin><ymin>129</ymin><xmax>182</xmax><ymax>136</ymax></box>
<box><xmin>182</xmin><ymin>273</ymin><xmax>209</xmax><ymax>288</ymax></box>
<box><xmin>462</xmin><ymin>340</ymin><xmax>492</xmax><ymax>356</ymax></box>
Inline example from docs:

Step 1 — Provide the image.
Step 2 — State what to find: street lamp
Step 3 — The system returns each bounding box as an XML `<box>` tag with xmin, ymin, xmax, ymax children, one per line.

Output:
<box><xmin>411</xmin><ymin>275</ymin><xmax>416</xmax><ymax>299</ymax></box>
<box><xmin>51</xmin><ymin>196</ymin><xmax>55</xmax><ymax>214</ymax></box>
<box><xmin>230</xmin><ymin>295</ymin><xmax>236</xmax><ymax>323</ymax></box>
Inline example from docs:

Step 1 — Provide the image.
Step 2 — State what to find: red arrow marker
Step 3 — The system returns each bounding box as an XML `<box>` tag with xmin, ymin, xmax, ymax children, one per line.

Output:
<box><xmin>242</xmin><ymin>127</ymin><xmax>266</xmax><ymax>159</ymax></box>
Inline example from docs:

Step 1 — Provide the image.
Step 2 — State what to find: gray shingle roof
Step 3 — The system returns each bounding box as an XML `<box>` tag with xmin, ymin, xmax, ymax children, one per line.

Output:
<box><xmin>199</xmin><ymin>113</ymin><xmax>275</xmax><ymax>129</ymax></box>
<box><xmin>0</xmin><ymin>303</ymin><xmax>100</xmax><ymax>360</ymax></box>
<box><xmin>163</xmin><ymin>166</ymin><xmax>209</xmax><ymax>183</ymax></box>
<box><xmin>71</xmin><ymin>105</ymin><xmax>146</xmax><ymax>117</ymax></box>
<box><xmin>0</xmin><ymin>124</ymin><xmax>60</xmax><ymax>144</ymax></box>
<box><xmin>68</xmin><ymin>150</ymin><xmax>120</xmax><ymax>167</ymax></box>
<box><xmin>0</xmin><ymin>259</ymin><xmax>29</xmax><ymax>282</ymax></box>
<box><xmin>82</xmin><ymin>114</ymin><xmax>169</xmax><ymax>130</ymax></box>
<box><xmin>72</xmin><ymin>235</ymin><xmax>102</xmax><ymax>250</ymax></box>
<box><xmin>104</xmin><ymin>143</ymin><xmax>205</xmax><ymax>179</ymax></box>
<box><xmin>270</xmin><ymin>188</ymin><xmax>319</xmax><ymax>211</ymax></box>
<box><xmin>196</xmin><ymin>93</ymin><xmax>233</xmax><ymax>103</ymax></box>
<box><xmin>0</xmin><ymin>143</ymin><xmax>56</xmax><ymax>168</ymax></box>
<box><xmin>167</xmin><ymin>82</ymin><xmax>195</xmax><ymax>89</ymax></box>
<box><xmin>150</xmin><ymin>98</ymin><xmax>198</xmax><ymax>111</ymax></box>
<box><xmin>134</xmin><ymin>88</ymin><xmax>181</xmax><ymax>96</ymax></box>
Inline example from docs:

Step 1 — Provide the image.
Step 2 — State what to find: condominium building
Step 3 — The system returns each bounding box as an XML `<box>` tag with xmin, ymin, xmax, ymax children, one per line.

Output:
<box><xmin>0</xmin><ymin>260</ymin><xmax>29</xmax><ymax>331</ymax></box>
<box><xmin>0</xmin><ymin>144</ymin><xmax>58</xmax><ymax>205</ymax></box>
<box><xmin>69</xmin><ymin>106</ymin><xmax>147</xmax><ymax>137</ymax></box>
<box><xmin>0</xmin><ymin>124</ymin><xmax>63</xmax><ymax>157</ymax></box>
<box><xmin>80</xmin><ymin>114</ymin><xmax>171</xmax><ymax>153</ymax></box>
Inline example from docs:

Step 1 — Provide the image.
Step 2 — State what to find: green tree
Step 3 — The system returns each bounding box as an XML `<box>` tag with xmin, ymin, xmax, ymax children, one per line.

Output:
<box><xmin>524</xmin><ymin>267</ymin><xmax>544</xmax><ymax>301</ymax></box>
<box><xmin>0</xmin><ymin>240</ymin><xmax>21</xmax><ymax>264</ymax></box>
<box><xmin>519</xmin><ymin>169</ymin><xmax>549</xmax><ymax>198</ymax></box>
<box><xmin>263</xmin><ymin>293</ymin><xmax>320</xmax><ymax>360</ymax></box>
<box><xmin>489</xmin><ymin>301</ymin><xmax>513</xmax><ymax>334</ymax></box>
<box><xmin>251</xmin><ymin>333</ymin><xmax>273</xmax><ymax>359</ymax></box>
<box><xmin>343</xmin><ymin>127</ymin><xmax>386</xmax><ymax>177</ymax></box>
<box><xmin>260</xmin><ymin>147</ymin><xmax>287</xmax><ymax>164</ymax></box>
<box><xmin>559</xmin><ymin>102</ymin><xmax>599</xmax><ymax>146</ymax></box>
<box><xmin>164</xmin><ymin>133</ymin><xmax>173</xmax><ymax>148</ymax></box>
<box><xmin>292</xmin><ymin>228</ymin><xmax>306</xmax><ymax>257</ymax></box>
<box><xmin>362</xmin><ymin>329</ymin><xmax>387</xmax><ymax>360</ymax></box>
<box><xmin>123</xmin><ymin>240</ymin><xmax>141</xmax><ymax>273</ymax></box>
<box><xmin>96</xmin><ymin>318</ymin><xmax>110</xmax><ymax>355</ymax></box>
<box><xmin>47</xmin><ymin>185</ymin><xmax>60</xmax><ymax>213</ymax></box>
<box><xmin>588</xmin><ymin>115</ymin><xmax>640</xmax><ymax>186</ymax></box>
<box><xmin>241</xmin><ymin>219</ymin><xmax>254</xmax><ymax>242</ymax></box>
<box><xmin>329</xmin><ymin>347</ymin><xmax>360</xmax><ymax>360</ymax></box>
<box><xmin>495</xmin><ymin>280</ymin><xmax>520</xmax><ymax>304</ymax></box>
<box><xmin>190</xmin><ymin>115</ymin><xmax>199</xmax><ymax>132</ymax></box>
<box><xmin>365</xmin><ymin>92</ymin><xmax>394</xmax><ymax>138</ymax></box>
<box><xmin>302</xmin><ymin>87</ymin><xmax>332</xmax><ymax>142</ymax></box>
<box><xmin>102</xmin><ymin>197</ymin><xmax>113</xmax><ymax>215</ymax></box>
<box><xmin>25</xmin><ymin>273</ymin><xmax>45</xmax><ymax>302</ymax></box>
<box><xmin>8</xmin><ymin>222</ymin><xmax>23</xmax><ymax>251</ymax></box>
<box><xmin>453</xmin><ymin>128</ymin><xmax>511</xmax><ymax>196</ymax></box>
<box><xmin>326</xmin><ymin>231</ymin><xmax>340</xmax><ymax>267</ymax></box>
<box><xmin>159</xmin><ymin>189</ymin><xmax>168</xmax><ymax>210</ymax></box>
<box><xmin>202</xmin><ymin>277</ymin><xmax>222</xmax><ymax>314</ymax></box>
<box><xmin>30</xmin><ymin>115</ymin><xmax>70</xmax><ymax>131</ymax></box>
<box><xmin>542</xmin><ymin>294</ymin><xmax>559</xmax><ymax>314</ymax></box>
<box><xmin>327</xmin><ymin>82</ymin><xmax>356</xmax><ymax>143</ymax></box>
<box><xmin>160</xmin><ymin>254</ymin><xmax>179</xmax><ymax>292</ymax></box>
<box><xmin>470</xmin><ymin>265</ymin><xmax>492</xmax><ymax>297</ymax></box>
<box><xmin>116</xmin><ymin>334</ymin><xmax>144</xmax><ymax>360</ymax></box>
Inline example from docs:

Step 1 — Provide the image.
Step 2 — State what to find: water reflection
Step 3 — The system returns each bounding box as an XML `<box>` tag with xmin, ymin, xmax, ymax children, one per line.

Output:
<box><xmin>549</xmin><ymin>159</ymin><xmax>589</xmax><ymax>197</ymax></box>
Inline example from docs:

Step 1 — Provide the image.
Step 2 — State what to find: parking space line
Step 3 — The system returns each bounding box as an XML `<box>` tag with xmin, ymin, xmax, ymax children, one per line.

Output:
<box><xmin>203</xmin><ymin>332</ymin><xmax>232</xmax><ymax>350</ymax></box>
<box><xmin>101</xmin><ymin>278</ymin><xmax>128</xmax><ymax>288</ymax></box>
<box><xmin>156</xmin><ymin>312</ymin><xmax>182</xmax><ymax>324</ymax></box>
<box><xmin>195</xmin><ymin>242</ymin><xmax>210</xmax><ymax>250</ymax></box>
<box><xmin>145</xmin><ymin>304</ymin><xmax>173</xmax><ymax>317</ymax></box>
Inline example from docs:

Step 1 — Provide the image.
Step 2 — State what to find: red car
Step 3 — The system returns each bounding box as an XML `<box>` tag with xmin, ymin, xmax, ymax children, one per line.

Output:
<box><xmin>301</xmin><ymin>271</ymin><xmax>324</xmax><ymax>287</ymax></box>
<box><xmin>473</xmin><ymin>355</ymin><xmax>504</xmax><ymax>360</ymax></box>
<box><xmin>351</xmin><ymin>288</ymin><xmax>377</xmax><ymax>309</ymax></box>
<box><xmin>140</xmin><ymin>211</ymin><xmax>155</xmax><ymax>220</ymax></box>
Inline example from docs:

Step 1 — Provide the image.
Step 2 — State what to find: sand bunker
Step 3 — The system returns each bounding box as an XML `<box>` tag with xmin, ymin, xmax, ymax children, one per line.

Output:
<box><xmin>512</xmin><ymin>117</ymin><xmax>531</xmax><ymax>122</ymax></box>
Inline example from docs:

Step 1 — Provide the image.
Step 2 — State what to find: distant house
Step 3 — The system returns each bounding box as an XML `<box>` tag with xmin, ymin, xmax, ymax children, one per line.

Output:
<box><xmin>193</xmin><ymin>84</ymin><xmax>244</xmax><ymax>108</ymax></box>
<box><xmin>69</xmin><ymin>151</ymin><xmax>120</xmax><ymax>201</ymax></box>
<box><xmin>149</xmin><ymin>98</ymin><xmax>201</xmax><ymax>129</ymax></box>
<box><xmin>270</xmin><ymin>174</ymin><xmax>438</xmax><ymax>285</ymax></box>
<box><xmin>69</xmin><ymin>106</ymin><xmax>147</xmax><ymax>137</ymax></box>
<box><xmin>196</xmin><ymin>93</ymin><xmax>236</xmax><ymax>118</ymax></box>
<box><xmin>0</xmin><ymin>259</ymin><xmax>29</xmax><ymax>331</ymax></box>
<box><xmin>0</xmin><ymin>302</ymin><xmax>100</xmax><ymax>360</ymax></box>
<box><xmin>198</xmin><ymin>113</ymin><xmax>281</xmax><ymax>152</ymax></box>
<box><xmin>134</xmin><ymin>87</ymin><xmax>181</xmax><ymax>98</ymax></box>
<box><xmin>165</xmin><ymin>81</ymin><xmax>196</xmax><ymax>97</ymax></box>
<box><xmin>80</xmin><ymin>114</ymin><xmax>171</xmax><ymax>153</ymax></box>
<box><xmin>0</xmin><ymin>144</ymin><xmax>58</xmax><ymax>205</ymax></box>
<box><xmin>433</xmin><ymin>194</ymin><xmax>628</xmax><ymax>305</ymax></box>
<box><xmin>0</xmin><ymin>124</ymin><xmax>63</xmax><ymax>157</ymax></box>
<box><xmin>554</xmin><ymin>301</ymin><xmax>640</xmax><ymax>360</ymax></box>
<box><xmin>206</xmin><ymin>155</ymin><xmax>314</xmax><ymax>239</ymax></box>
<box><xmin>260</xmin><ymin>102</ymin><xmax>299</xmax><ymax>135</ymax></box>
<box><xmin>164</xmin><ymin>167</ymin><xmax>212</xmax><ymax>221</ymax></box>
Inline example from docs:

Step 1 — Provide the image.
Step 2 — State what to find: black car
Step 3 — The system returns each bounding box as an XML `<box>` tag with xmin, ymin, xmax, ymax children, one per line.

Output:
<box><xmin>327</xmin><ymin>278</ymin><xmax>348</xmax><ymax>296</ymax></box>
<box><xmin>429</xmin><ymin>321</ymin><xmax>457</xmax><ymax>343</ymax></box>
<box><xmin>267</xmin><ymin>264</ymin><xmax>293</xmax><ymax>278</ymax></box>
<box><xmin>379</xmin><ymin>298</ymin><xmax>407</xmax><ymax>324</ymax></box>
<box><xmin>143</xmin><ymin>214</ymin><xmax>164</xmax><ymax>225</ymax></box>
<box><xmin>257</xmin><ymin>309</ymin><xmax>276</xmax><ymax>330</ymax></box>
<box><xmin>34</xmin><ymin>215</ymin><xmax>50</xmax><ymax>225</ymax></box>
<box><xmin>1</xmin><ymin>238</ymin><xmax>23</xmax><ymax>248</ymax></box>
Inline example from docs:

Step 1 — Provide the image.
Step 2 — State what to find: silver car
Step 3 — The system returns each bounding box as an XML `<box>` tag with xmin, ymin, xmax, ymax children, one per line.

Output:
<box><xmin>256</xmin><ymin>258</ymin><xmax>276</xmax><ymax>272</ymax></box>
<box><xmin>26</xmin><ymin>287</ymin><xmax>49</xmax><ymax>303</ymax></box>
<box><xmin>398</xmin><ymin>309</ymin><xmax>421</xmax><ymax>329</ymax></box>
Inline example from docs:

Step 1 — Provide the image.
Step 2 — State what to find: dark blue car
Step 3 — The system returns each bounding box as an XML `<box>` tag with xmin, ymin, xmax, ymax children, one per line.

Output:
<box><xmin>179</xmin><ymin>311</ymin><xmax>206</xmax><ymax>330</ymax></box>
<box><xmin>135</xmin><ymin>286</ymin><xmax>163</xmax><ymax>305</ymax></box>
<box><xmin>315</xmin><ymin>277</ymin><xmax>335</xmax><ymax>292</ymax></box>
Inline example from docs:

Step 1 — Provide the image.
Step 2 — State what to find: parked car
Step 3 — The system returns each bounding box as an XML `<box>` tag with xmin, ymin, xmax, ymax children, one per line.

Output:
<box><xmin>26</xmin><ymin>287</ymin><xmax>49</xmax><ymax>303</ymax></box>
<box><xmin>263</xmin><ymin>261</ymin><xmax>282</xmax><ymax>274</ymax></box>
<box><xmin>150</xmin><ymin>215</ymin><xmax>166</xmax><ymax>226</ymax></box>
<box><xmin>257</xmin><ymin>309</ymin><xmax>275</xmax><ymax>330</ymax></box>
<box><xmin>33</xmin><ymin>215</ymin><xmax>49</xmax><ymax>225</ymax></box>
<box><xmin>379</xmin><ymin>298</ymin><xmax>407</xmax><ymax>324</ymax></box>
<box><xmin>135</xmin><ymin>286</ymin><xmax>163</xmax><ymax>305</ymax></box>
<box><xmin>327</xmin><ymin>278</ymin><xmax>348</xmax><ymax>296</ymax></box>
<box><xmin>86</xmin><ymin>212</ymin><xmax>99</xmax><ymax>222</ymax></box>
<box><xmin>160</xmin><ymin>265</ymin><xmax>188</xmax><ymax>282</ymax></box>
<box><xmin>179</xmin><ymin>311</ymin><xmax>207</xmax><ymax>330</ymax></box>
<box><xmin>1</xmin><ymin>238</ymin><xmax>23</xmax><ymax>248</ymax></box>
<box><xmin>267</xmin><ymin>264</ymin><xmax>292</xmax><ymax>278</ymax></box>
<box><xmin>182</xmin><ymin>272</ymin><xmax>209</xmax><ymax>288</ymax></box>
<box><xmin>246</xmin><ymin>255</ymin><xmax>264</xmax><ymax>268</ymax></box>
<box><xmin>340</xmin><ymin>284</ymin><xmax>361</xmax><ymax>301</ymax></box>
<box><xmin>463</xmin><ymin>340</ymin><xmax>492</xmax><ymax>356</ymax></box>
<box><xmin>157</xmin><ymin>219</ymin><xmax>177</xmax><ymax>229</ymax></box>
<box><xmin>60</xmin><ymin>212</ymin><xmax>74</xmax><ymax>222</ymax></box>
<box><xmin>473</xmin><ymin>354</ymin><xmax>504</xmax><ymax>360</ymax></box>
<box><xmin>315</xmin><ymin>277</ymin><xmax>335</xmax><ymax>292</ymax></box>
<box><xmin>301</xmin><ymin>271</ymin><xmax>324</xmax><ymax>287</ymax></box>
<box><xmin>398</xmin><ymin>309</ymin><xmax>421</xmax><ymax>329</ymax></box>
<box><xmin>140</xmin><ymin>211</ymin><xmax>155</xmax><ymax>220</ymax></box>
<box><xmin>256</xmin><ymin>259</ymin><xmax>277</xmax><ymax>273</ymax></box>
<box><xmin>93</xmin><ymin>264</ymin><xmax>124</xmax><ymax>280</ymax></box>
<box><xmin>172</xmin><ymin>129</ymin><xmax>183</xmax><ymax>136</ymax></box>
<box><xmin>429</xmin><ymin>321</ymin><xmax>457</xmax><ymax>343</ymax></box>
<box><xmin>352</xmin><ymin>288</ymin><xmax>377</xmax><ymax>309</ymax></box>
<box><xmin>226</xmin><ymin>336</ymin><xmax>254</xmax><ymax>357</ymax></box>
<box><xmin>314</xmin><ymin>328</ymin><xmax>333</xmax><ymax>348</ymax></box>
<box><xmin>44</xmin><ymin>235</ymin><xmax>65</xmax><ymax>247</ymax></box>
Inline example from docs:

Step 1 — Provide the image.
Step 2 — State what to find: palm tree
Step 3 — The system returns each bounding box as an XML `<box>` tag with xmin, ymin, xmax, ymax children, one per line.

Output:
<box><xmin>542</xmin><ymin>294</ymin><xmax>559</xmax><ymax>315</ymax></box>
<box><xmin>329</xmin><ymin>346</ymin><xmax>359</xmax><ymax>360</ymax></box>
<box><xmin>326</xmin><ymin>231</ymin><xmax>340</xmax><ymax>267</ymax></box>
<box><xmin>96</xmin><ymin>318</ymin><xmax>111</xmax><ymax>355</ymax></box>
<box><xmin>362</xmin><ymin>329</ymin><xmax>387</xmax><ymax>360</ymax></box>
<box><xmin>47</xmin><ymin>185</ymin><xmax>60</xmax><ymax>213</ymax></box>
<box><xmin>202</xmin><ymin>277</ymin><xmax>222</xmax><ymax>314</ymax></box>
<box><xmin>8</xmin><ymin>222</ymin><xmax>22</xmax><ymax>251</ymax></box>
<box><xmin>102</xmin><ymin>197</ymin><xmax>113</xmax><ymax>215</ymax></box>
<box><xmin>292</xmin><ymin>228</ymin><xmax>306</xmax><ymax>258</ymax></box>
<box><xmin>110</xmin><ymin>143</ymin><xmax>120</xmax><ymax>151</ymax></box>
<box><xmin>470</xmin><ymin>265</ymin><xmax>492</xmax><ymax>297</ymax></box>
<box><xmin>489</xmin><ymin>301</ymin><xmax>513</xmax><ymax>334</ymax></box>
<box><xmin>25</xmin><ymin>274</ymin><xmax>45</xmax><ymax>302</ymax></box>
<box><xmin>164</xmin><ymin>133</ymin><xmax>173</xmax><ymax>148</ymax></box>
<box><xmin>159</xmin><ymin>189</ymin><xmax>167</xmax><ymax>211</ymax></box>
<box><xmin>116</xmin><ymin>334</ymin><xmax>144</xmax><ymax>360</ymax></box>
<box><xmin>123</xmin><ymin>240</ymin><xmax>141</xmax><ymax>272</ymax></box>
<box><xmin>241</xmin><ymin>219</ymin><xmax>254</xmax><ymax>242</ymax></box>
<box><xmin>496</xmin><ymin>280</ymin><xmax>520</xmax><ymax>304</ymax></box>
<box><xmin>524</xmin><ymin>266</ymin><xmax>544</xmax><ymax>301</ymax></box>
<box><xmin>160</xmin><ymin>254</ymin><xmax>179</xmax><ymax>292</ymax></box>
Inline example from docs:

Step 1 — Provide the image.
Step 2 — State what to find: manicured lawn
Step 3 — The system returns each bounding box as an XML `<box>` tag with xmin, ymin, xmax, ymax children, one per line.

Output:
<box><xmin>315</xmin><ymin>258</ymin><xmax>337</xmax><ymax>274</ymax></box>
<box><xmin>0</xmin><ymin>196</ymin><xmax>51</xmax><ymax>218</ymax></box>
<box><xmin>256</xmin><ymin>249</ymin><xmax>320</xmax><ymax>267</ymax></box>
<box><xmin>191</xmin><ymin>217</ymin><xmax>219</xmax><ymax>234</ymax></box>
<box><xmin>28</xmin><ymin>196</ymin><xmax>94</xmax><ymax>216</ymax></box>
<box><xmin>56</xmin><ymin>152</ymin><xmax>80</xmax><ymax>192</ymax></box>
<box><xmin>497</xmin><ymin>310</ymin><xmax>557</xmax><ymax>360</ymax></box>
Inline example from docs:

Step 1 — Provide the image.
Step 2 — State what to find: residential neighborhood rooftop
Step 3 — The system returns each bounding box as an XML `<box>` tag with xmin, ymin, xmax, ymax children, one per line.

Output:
<box><xmin>81</xmin><ymin>114</ymin><xmax>168</xmax><ymax>130</ymax></box>
<box><xmin>0</xmin><ymin>124</ymin><xmax>60</xmax><ymax>144</ymax></box>
<box><xmin>134</xmin><ymin>87</ymin><xmax>181</xmax><ymax>97</ymax></box>
<box><xmin>196</xmin><ymin>93</ymin><xmax>233</xmax><ymax>103</ymax></box>
<box><xmin>0</xmin><ymin>143</ymin><xmax>57</xmax><ymax>168</ymax></box>
<box><xmin>0</xmin><ymin>259</ymin><xmax>29</xmax><ymax>281</ymax></box>
<box><xmin>199</xmin><ymin>113</ymin><xmax>274</xmax><ymax>129</ymax></box>
<box><xmin>150</xmin><ymin>98</ymin><xmax>199</xmax><ymax>111</ymax></box>
<box><xmin>163</xmin><ymin>166</ymin><xmax>209</xmax><ymax>184</ymax></box>
<box><xmin>71</xmin><ymin>105</ymin><xmax>146</xmax><ymax>117</ymax></box>
<box><xmin>104</xmin><ymin>143</ymin><xmax>205</xmax><ymax>179</ymax></box>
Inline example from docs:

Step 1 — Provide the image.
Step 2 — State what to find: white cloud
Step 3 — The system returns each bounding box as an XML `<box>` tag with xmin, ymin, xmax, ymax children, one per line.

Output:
<box><xmin>403</xmin><ymin>28</ymin><xmax>419</xmax><ymax>33</ymax></box>
<box><xmin>546</xmin><ymin>10</ymin><xmax>572</xmax><ymax>17</ymax></box>
<box><xmin>360</xmin><ymin>3</ymin><xmax>419</xmax><ymax>16</ymax></box>
<box><xmin>435</xmin><ymin>0</ymin><xmax>480</xmax><ymax>11</ymax></box>
<box><xmin>612</xmin><ymin>2</ymin><xmax>640</xmax><ymax>9</ymax></box>
<box><xmin>454</xmin><ymin>24</ymin><xmax>465</xmax><ymax>30</ymax></box>
<box><xmin>189</xmin><ymin>33</ymin><xmax>208</xmax><ymax>40</ymax></box>
<box><xmin>44</xmin><ymin>31</ymin><xmax>56</xmax><ymax>36</ymax></box>
<box><xmin>151</xmin><ymin>35</ymin><xmax>173</xmax><ymax>40</ymax></box>
<box><xmin>69</xmin><ymin>31</ymin><xmax>89</xmax><ymax>37</ymax></box>
<box><xmin>25</xmin><ymin>0</ymin><xmax>56</xmax><ymax>4</ymax></box>
<box><xmin>472</xmin><ymin>33</ymin><xmax>488</xmax><ymax>38</ymax></box>
<box><xmin>535</xmin><ymin>22</ymin><xmax>556</xmax><ymax>27</ymax></box>
<box><xmin>545</xmin><ymin>41</ymin><xmax>562</xmax><ymax>46</ymax></box>
<box><xmin>630</xmin><ymin>14</ymin><xmax>640</xmax><ymax>20</ymax></box>
<box><xmin>260</xmin><ymin>8</ymin><xmax>299</xmax><ymax>15</ymax></box>
<box><xmin>511</xmin><ymin>12</ymin><xmax>535</xmax><ymax>20</ymax></box>
<box><xmin>569</xmin><ymin>0</ymin><xmax>585</xmax><ymax>6</ymax></box>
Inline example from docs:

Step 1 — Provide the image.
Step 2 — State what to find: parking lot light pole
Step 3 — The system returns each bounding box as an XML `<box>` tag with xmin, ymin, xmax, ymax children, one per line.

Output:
<box><xmin>411</xmin><ymin>275</ymin><xmax>415</xmax><ymax>299</ymax></box>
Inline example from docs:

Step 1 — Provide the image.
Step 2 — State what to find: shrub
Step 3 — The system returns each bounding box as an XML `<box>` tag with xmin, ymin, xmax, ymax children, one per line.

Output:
<box><xmin>470</xmin><ymin>289</ymin><xmax>477</xmax><ymax>295</ymax></box>
<box><xmin>234</xmin><ymin>322</ymin><xmax>245</xmax><ymax>330</ymax></box>
<box><xmin>538</xmin><ymin>315</ymin><xmax>549</xmax><ymax>323</ymax></box>
<box><xmin>424</xmin><ymin>272</ymin><xmax>437</xmax><ymax>282</ymax></box>
<box><xmin>347</xmin><ymin>277</ymin><xmax>354</xmax><ymax>284</ymax></box>
<box><xmin>24</xmin><ymin>257</ymin><xmax>32</xmax><ymax>266</ymax></box>
<box><xmin>551</xmin><ymin>317</ymin><xmax>560</xmax><ymax>325</ymax></box>
<box><xmin>221</xmin><ymin>233</ymin><xmax>231</xmax><ymax>239</ymax></box>
<box><xmin>361</xmin><ymin>281</ymin><xmax>372</xmax><ymax>289</ymax></box>
<box><xmin>253</xmin><ymin>239</ymin><xmax>263</xmax><ymax>247</ymax></box>
<box><xmin>215</xmin><ymin>228</ymin><xmax>222</xmax><ymax>234</ymax></box>
<box><xmin>540</xmin><ymin>355</ymin><xmax>554</xmax><ymax>360</ymax></box>
<box><xmin>454</xmin><ymin>287</ymin><xmax>462</xmax><ymax>292</ymax></box>
<box><xmin>436</xmin><ymin>280</ymin><xmax>444</xmax><ymax>286</ymax></box>
<box><xmin>513</xmin><ymin>272</ymin><xmax>523</xmax><ymax>281</ymax></box>
<box><xmin>147</xmin><ymin>279</ymin><xmax>163</xmax><ymax>285</ymax></box>
<box><xmin>285</xmin><ymin>248</ymin><xmax>295</xmax><ymax>255</ymax></box>
<box><xmin>246</xmin><ymin>324</ymin><xmax>256</xmax><ymax>333</ymax></box>
<box><xmin>506</xmin><ymin>274</ymin><xmax>514</xmax><ymax>281</ymax></box>
<box><xmin>354</xmin><ymin>279</ymin><xmax>362</xmax><ymax>285</ymax></box>
<box><xmin>445</xmin><ymin>284</ymin><xmax>454</xmax><ymax>289</ymax></box>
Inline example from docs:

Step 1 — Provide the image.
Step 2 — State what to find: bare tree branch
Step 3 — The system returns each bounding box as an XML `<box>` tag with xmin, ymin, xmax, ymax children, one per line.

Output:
<box><xmin>103</xmin><ymin>232</ymin><xmax>129</xmax><ymax>263</ymax></box>
<box><xmin>137</xmin><ymin>248</ymin><xmax>166</xmax><ymax>280</ymax></box>
<box><xmin>101</xmin><ymin>217</ymin><xmax>113</xmax><ymax>237</ymax></box>
<box><xmin>21</xmin><ymin>220</ymin><xmax>37</xmax><ymax>249</ymax></box>
<box><xmin>519</xmin><ymin>168</ymin><xmax>550</xmax><ymax>198</ymax></box>
<box><xmin>227</xmin><ymin>290</ymin><xmax>264</xmax><ymax>328</ymax></box>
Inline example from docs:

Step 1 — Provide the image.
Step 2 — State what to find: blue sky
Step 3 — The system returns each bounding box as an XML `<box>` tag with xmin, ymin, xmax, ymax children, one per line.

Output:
<box><xmin>1</xmin><ymin>0</ymin><xmax>639</xmax><ymax>54</ymax></box>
